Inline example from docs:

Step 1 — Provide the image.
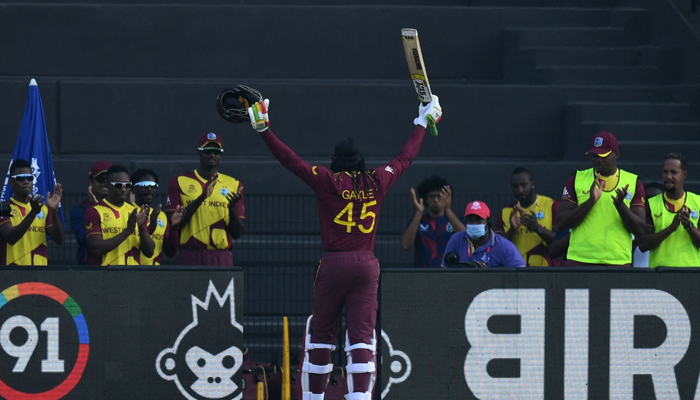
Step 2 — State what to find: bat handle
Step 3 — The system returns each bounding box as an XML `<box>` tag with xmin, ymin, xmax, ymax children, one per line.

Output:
<box><xmin>426</xmin><ymin>115</ymin><xmax>439</xmax><ymax>137</ymax></box>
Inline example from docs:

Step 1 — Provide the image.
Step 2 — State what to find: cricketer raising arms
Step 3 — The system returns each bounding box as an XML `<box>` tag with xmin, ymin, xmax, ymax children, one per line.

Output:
<box><xmin>240</xmin><ymin>91</ymin><xmax>441</xmax><ymax>400</ymax></box>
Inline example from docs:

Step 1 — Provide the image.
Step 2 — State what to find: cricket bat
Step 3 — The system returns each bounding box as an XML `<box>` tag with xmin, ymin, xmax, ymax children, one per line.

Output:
<box><xmin>402</xmin><ymin>28</ymin><xmax>438</xmax><ymax>136</ymax></box>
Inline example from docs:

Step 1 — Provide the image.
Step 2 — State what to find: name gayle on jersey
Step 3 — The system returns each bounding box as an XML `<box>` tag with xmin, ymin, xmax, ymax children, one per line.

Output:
<box><xmin>342</xmin><ymin>189</ymin><xmax>375</xmax><ymax>201</ymax></box>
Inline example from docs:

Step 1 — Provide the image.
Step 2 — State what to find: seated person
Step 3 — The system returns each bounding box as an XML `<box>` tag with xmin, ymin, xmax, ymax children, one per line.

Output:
<box><xmin>442</xmin><ymin>201</ymin><xmax>525</xmax><ymax>268</ymax></box>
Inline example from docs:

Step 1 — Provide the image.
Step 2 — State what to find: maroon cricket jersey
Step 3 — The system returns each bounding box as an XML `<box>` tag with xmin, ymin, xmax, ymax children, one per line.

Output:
<box><xmin>262</xmin><ymin>126</ymin><xmax>425</xmax><ymax>251</ymax></box>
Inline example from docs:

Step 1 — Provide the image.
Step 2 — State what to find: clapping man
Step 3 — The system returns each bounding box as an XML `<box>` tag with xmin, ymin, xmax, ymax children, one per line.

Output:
<box><xmin>0</xmin><ymin>159</ymin><xmax>64</xmax><ymax>265</ymax></box>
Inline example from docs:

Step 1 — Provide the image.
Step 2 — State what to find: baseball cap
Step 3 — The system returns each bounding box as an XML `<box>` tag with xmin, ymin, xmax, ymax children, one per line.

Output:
<box><xmin>89</xmin><ymin>160</ymin><xmax>112</xmax><ymax>177</ymax></box>
<box><xmin>587</xmin><ymin>131</ymin><xmax>618</xmax><ymax>157</ymax></box>
<box><xmin>199</xmin><ymin>132</ymin><xmax>223</xmax><ymax>149</ymax></box>
<box><xmin>465</xmin><ymin>201</ymin><xmax>490</xmax><ymax>219</ymax></box>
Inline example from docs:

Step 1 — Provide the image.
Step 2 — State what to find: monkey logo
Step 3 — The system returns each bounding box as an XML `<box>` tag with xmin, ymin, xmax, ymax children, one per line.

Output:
<box><xmin>380</xmin><ymin>329</ymin><xmax>412</xmax><ymax>399</ymax></box>
<box><xmin>156</xmin><ymin>279</ymin><xmax>244</xmax><ymax>400</ymax></box>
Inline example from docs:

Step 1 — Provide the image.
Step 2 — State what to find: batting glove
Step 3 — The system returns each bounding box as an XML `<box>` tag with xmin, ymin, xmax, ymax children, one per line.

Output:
<box><xmin>414</xmin><ymin>94</ymin><xmax>442</xmax><ymax>128</ymax></box>
<box><xmin>248</xmin><ymin>99</ymin><xmax>270</xmax><ymax>132</ymax></box>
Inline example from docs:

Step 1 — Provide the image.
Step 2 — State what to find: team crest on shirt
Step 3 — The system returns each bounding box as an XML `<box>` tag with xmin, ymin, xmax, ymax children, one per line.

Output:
<box><xmin>158</xmin><ymin>219</ymin><xmax>165</xmax><ymax>228</ymax></box>
<box><xmin>536</xmin><ymin>211</ymin><xmax>544</xmax><ymax>220</ymax></box>
<box><xmin>594</xmin><ymin>137</ymin><xmax>603</xmax><ymax>147</ymax></box>
<box><xmin>220</xmin><ymin>188</ymin><xmax>229</xmax><ymax>196</ymax></box>
<box><xmin>625</xmin><ymin>191</ymin><xmax>633</xmax><ymax>201</ymax></box>
<box><xmin>188</xmin><ymin>184</ymin><xmax>197</xmax><ymax>194</ymax></box>
<box><xmin>691</xmin><ymin>210</ymin><xmax>699</xmax><ymax>220</ymax></box>
<box><xmin>36</xmin><ymin>210</ymin><xmax>44</xmax><ymax>220</ymax></box>
<box><xmin>446</xmin><ymin>223</ymin><xmax>453</xmax><ymax>233</ymax></box>
<box><xmin>207</xmin><ymin>133</ymin><xmax>217</xmax><ymax>140</ymax></box>
<box><xmin>103</xmin><ymin>213</ymin><xmax>112</xmax><ymax>222</ymax></box>
<box><xmin>30</xmin><ymin>158</ymin><xmax>41</xmax><ymax>196</ymax></box>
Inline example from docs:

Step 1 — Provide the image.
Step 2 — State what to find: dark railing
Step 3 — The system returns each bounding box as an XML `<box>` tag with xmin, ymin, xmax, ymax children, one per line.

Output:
<box><xmin>47</xmin><ymin>191</ymin><xmax>513</xmax><ymax>363</ymax></box>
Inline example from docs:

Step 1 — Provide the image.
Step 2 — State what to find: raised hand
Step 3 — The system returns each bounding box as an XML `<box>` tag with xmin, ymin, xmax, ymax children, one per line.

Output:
<box><xmin>46</xmin><ymin>183</ymin><xmax>63</xmax><ymax>210</ymax></box>
<box><xmin>509</xmin><ymin>206</ymin><xmax>522</xmax><ymax>231</ymax></box>
<box><xmin>590</xmin><ymin>173</ymin><xmax>605</xmax><ymax>203</ymax></box>
<box><xmin>136</xmin><ymin>205</ymin><xmax>150</xmax><ymax>227</ymax></box>
<box><xmin>171</xmin><ymin>205</ymin><xmax>185</xmax><ymax>227</ymax></box>
<box><xmin>248</xmin><ymin>99</ymin><xmax>270</xmax><ymax>132</ymax></box>
<box><xmin>29</xmin><ymin>194</ymin><xmax>44</xmax><ymax>214</ymax></box>
<box><xmin>202</xmin><ymin>173</ymin><xmax>219</xmax><ymax>199</ymax></box>
<box><xmin>410</xmin><ymin>188</ymin><xmax>424</xmax><ymax>214</ymax></box>
<box><xmin>612</xmin><ymin>184</ymin><xmax>630</xmax><ymax>206</ymax></box>
<box><xmin>521</xmin><ymin>211</ymin><xmax>541</xmax><ymax>233</ymax></box>
<box><xmin>442</xmin><ymin>185</ymin><xmax>453</xmax><ymax>209</ymax></box>
<box><xmin>127</xmin><ymin>210</ymin><xmax>138</xmax><ymax>231</ymax></box>
<box><xmin>87</xmin><ymin>186</ymin><xmax>98</xmax><ymax>204</ymax></box>
<box><xmin>226</xmin><ymin>186</ymin><xmax>244</xmax><ymax>208</ymax></box>
<box><xmin>668</xmin><ymin>211</ymin><xmax>682</xmax><ymax>232</ymax></box>
<box><xmin>679</xmin><ymin>206</ymin><xmax>691</xmax><ymax>230</ymax></box>
<box><xmin>150</xmin><ymin>204</ymin><xmax>162</xmax><ymax>227</ymax></box>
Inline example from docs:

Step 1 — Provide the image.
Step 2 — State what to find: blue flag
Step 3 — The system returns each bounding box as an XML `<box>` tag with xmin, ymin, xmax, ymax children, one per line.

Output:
<box><xmin>1</xmin><ymin>79</ymin><xmax>65</xmax><ymax>226</ymax></box>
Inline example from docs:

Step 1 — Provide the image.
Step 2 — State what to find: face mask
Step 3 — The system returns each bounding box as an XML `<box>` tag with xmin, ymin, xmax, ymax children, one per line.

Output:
<box><xmin>466</xmin><ymin>224</ymin><xmax>487</xmax><ymax>240</ymax></box>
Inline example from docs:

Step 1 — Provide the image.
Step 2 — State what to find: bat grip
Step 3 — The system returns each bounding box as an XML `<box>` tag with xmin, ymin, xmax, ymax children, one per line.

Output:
<box><xmin>426</xmin><ymin>115</ymin><xmax>438</xmax><ymax>137</ymax></box>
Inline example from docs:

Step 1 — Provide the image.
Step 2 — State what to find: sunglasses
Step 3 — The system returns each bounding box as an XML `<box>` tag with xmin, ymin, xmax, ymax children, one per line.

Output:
<box><xmin>91</xmin><ymin>175</ymin><xmax>107</xmax><ymax>184</ymax></box>
<box><xmin>11</xmin><ymin>174</ymin><xmax>34</xmax><ymax>182</ymax></box>
<box><xmin>110</xmin><ymin>181</ymin><xmax>133</xmax><ymax>189</ymax></box>
<box><xmin>198</xmin><ymin>147</ymin><xmax>224</xmax><ymax>155</ymax></box>
<box><xmin>134</xmin><ymin>181</ymin><xmax>158</xmax><ymax>189</ymax></box>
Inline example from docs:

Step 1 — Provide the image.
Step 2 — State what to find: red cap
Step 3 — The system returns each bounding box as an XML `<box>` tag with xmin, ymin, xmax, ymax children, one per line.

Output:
<box><xmin>199</xmin><ymin>132</ymin><xmax>223</xmax><ymax>149</ymax></box>
<box><xmin>465</xmin><ymin>201</ymin><xmax>490</xmax><ymax>219</ymax></box>
<box><xmin>89</xmin><ymin>160</ymin><xmax>112</xmax><ymax>177</ymax></box>
<box><xmin>587</xmin><ymin>131</ymin><xmax>618</xmax><ymax>157</ymax></box>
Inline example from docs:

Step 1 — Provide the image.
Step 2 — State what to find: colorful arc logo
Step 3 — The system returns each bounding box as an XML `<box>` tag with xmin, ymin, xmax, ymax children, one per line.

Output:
<box><xmin>0</xmin><ymin>282</ymin><xmax>89</xmax><ymax>399</ymax></box>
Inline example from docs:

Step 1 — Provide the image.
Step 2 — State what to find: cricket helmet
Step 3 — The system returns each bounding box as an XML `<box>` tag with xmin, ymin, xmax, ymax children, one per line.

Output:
<box><xmin>216</xmin><ymin>85</ymin><xmax>263</xmax><ymax>123</ymax></box>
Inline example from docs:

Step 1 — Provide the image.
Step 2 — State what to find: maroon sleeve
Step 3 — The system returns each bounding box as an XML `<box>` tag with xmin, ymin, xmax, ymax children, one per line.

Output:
<box><xmin>494</xmin><ymin>209</ymin><xmax>506</xmax><ymax>234</ymax></box>
<box><xmin>45</xmin><ymin>206</ymin><xmax>54</xmax><ymax>228</ymax></box>
<box><xmin>562</xmin><ymin>175</ymin><xmax>577</xmax><ymax>204</ymax></box>
<box><xmin>551</xmin><ymin>200</ymin><xmax>560</xmax><ymax>228</ymax></box>
<box><xmin>373</xmin><ymin>125</ymin><xmax>426</xmax><ymax>190</ymax></box>
<box><xmin>260</xmin><ymin>130</ymin><xmax>328</xmax><ymax>190</ymax></box>
<box><xmin>645</xmin><ymin>202</ymin><xmax>654</xmax><ymax>228</ymax></box>
<box><xmin>166</xmin><ymin>175</ymin><xmax>182</xmax><ymax>213</ymax></box>
<box><xmin>163</xmin><ymin>222</ymin><xmax>179</xmax><ymax>258</ymax></box>
<box><xmin>84</xmin><ymin>206</ymin><xmax>102</xmax><ymax>238</ymax></box>
<box><xmin>236</xmin><ymin>190</ymin><xmax>245</xmax><ymax>220</ymax></box>
<box><xmin>631</xmin><ymin>178</ymin><xmax>646</xmax><ymax>208</ymax></box>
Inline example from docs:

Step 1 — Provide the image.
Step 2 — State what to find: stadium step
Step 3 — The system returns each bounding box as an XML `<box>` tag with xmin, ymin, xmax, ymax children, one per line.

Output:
<box><xmin>529</xmin><ymin>46</ymin><xmax>682</xmax><ymax>68</ymax></box>
<box><xmin>537</xmin><ymin>65</ymin><xmax>679</xmax><ymax>85</ymax></box>
<box><xmin>618</xmin><ymin>141</ymin><xmax>700</xmax><ymax>160</ymax></box>
<box><xmin>569</xmin><ymin>101</ymin><xmax>698</xmax><ymax>122</ymax></box>
<box><xmin>506</xmin><ymin>27</ymin><xmax>650</xmax><ymax>48</ymax></box>
<box><xmin>580</xmin><ymin>121</ymin><xmax>700</xmax><ymax>141</ymax></box>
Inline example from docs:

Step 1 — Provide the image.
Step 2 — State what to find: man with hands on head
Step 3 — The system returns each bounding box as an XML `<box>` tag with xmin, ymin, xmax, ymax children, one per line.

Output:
<box><xmin>84</xmin><ymin>165</ymin><xmax>155</xmax><ymax>265</ymax></box>
<box><xmin>166</xmin><ymin>132</ymin><xmax>244</xmax><ymax>266</ymax></box>
<box><xmin>556</xmin><ymin>132</ymin><xmax>646</xmax><ymax>266</ymax></box>
<box><xmin>400</xmin><ymin>176</ymin><xmax>465</xmax><ymax>268</ymax></box>
<box><xmin>496</xmin><ymin>167</ymin><xmax>559</xmax><ymax>266</ymax></box>
<box><xmin>638</xmin><ymin>153</ymin><xmax>700</xmax><ymax>267</ymax></box>
<box><xmin>0</xmin><ymin>159</ymin><xmax>64</xmax><ymax>265</ymax></box>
